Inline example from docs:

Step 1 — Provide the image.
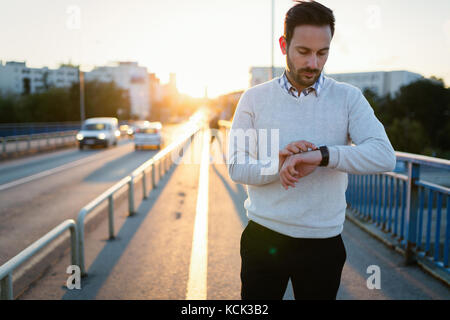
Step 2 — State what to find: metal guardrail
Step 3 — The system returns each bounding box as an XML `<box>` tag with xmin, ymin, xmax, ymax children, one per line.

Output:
<box><xmin>76</xmin><ymin>124</ymin><xmax>202</xmax><ymax>276</ymax></box>
<box><xmin>0</xmin><ymin>122</ymin><xmax>81</xmax><ymax>137</ymax></box>
<box><xmin>0</xmin><ymin>122</ymin><xmax>202</xmax><ymax>299</ymax></box>
<box><xmin>1</xmin><ymin>130</ymin><xmax>78</xmax><ymax>156</ymax></box>
<box><xmin>347</xmin><ymin>153</ymin><xmax>450</xmax><ymax>274</ymax></box>
<box><xmin>0</xmin><ymin>219</ymin><xmax>78</xmax><ymax>300</ymax></box>
<box><xmin>218</xmin><ymin>120</ymin><xmax>231</xmax><ymax>157</ymax></box>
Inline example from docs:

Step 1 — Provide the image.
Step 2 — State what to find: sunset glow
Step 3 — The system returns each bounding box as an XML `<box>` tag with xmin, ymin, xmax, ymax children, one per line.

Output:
<box><xmin>0</xmin><ymin>0</ymin><xmax>449</xmax><ymax>98</ymax></box>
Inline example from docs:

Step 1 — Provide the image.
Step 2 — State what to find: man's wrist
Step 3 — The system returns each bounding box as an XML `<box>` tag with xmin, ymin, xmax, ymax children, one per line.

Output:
<box><xmin>295</xmin><ymin>150</ymin><xmax>322</xmax><ymax>166</ymax></box>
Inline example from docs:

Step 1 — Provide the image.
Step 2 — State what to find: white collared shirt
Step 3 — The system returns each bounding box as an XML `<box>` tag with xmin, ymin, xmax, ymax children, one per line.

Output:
<box><xmin>278</xmin><ymin>70</ymin><xmax>325</xmax><ymax>98</ymax></box>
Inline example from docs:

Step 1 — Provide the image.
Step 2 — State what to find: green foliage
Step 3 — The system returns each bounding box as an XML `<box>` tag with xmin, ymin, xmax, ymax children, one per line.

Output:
<box><xmin>84</xmin><ymin>81</ymin><xmax>131</xmax><ymax>119</ymax></box>
<box><xmin>366</xmin><ymin>79</ymin><xmax>450</xmax><ymax>159</ymax></box>
<box><xmin>0</xmin><ymin>80</ymin><xmax>131</xmax><ymax>123</ymax></box>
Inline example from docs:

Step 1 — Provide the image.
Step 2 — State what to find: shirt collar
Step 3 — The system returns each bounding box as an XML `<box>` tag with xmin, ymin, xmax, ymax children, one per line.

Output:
<box><xmin>278</xmin><ymin>70</ymin><xmax>324</xmax><ymax>98</ymax></box>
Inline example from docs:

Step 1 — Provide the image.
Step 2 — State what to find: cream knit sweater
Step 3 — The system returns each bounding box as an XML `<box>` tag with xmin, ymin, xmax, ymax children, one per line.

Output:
<box><xmin>227</xmin><ymin>75</ymin><xmax>396</xmax><ymax>238</ymax></box>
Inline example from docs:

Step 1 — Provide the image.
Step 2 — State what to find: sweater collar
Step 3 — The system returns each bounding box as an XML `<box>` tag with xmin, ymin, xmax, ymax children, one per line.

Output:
<box><xmin>278</xmin><ymin>70</ymin><xmax>324</xmax><ymax>98</ymax></box>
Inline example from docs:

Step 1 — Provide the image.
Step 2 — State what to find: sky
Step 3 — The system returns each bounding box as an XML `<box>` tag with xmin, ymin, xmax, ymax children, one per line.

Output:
<box><xmin>0</xmin><ymin>0</ymin><xmax>449</xmax><ymax>98</ymax></box>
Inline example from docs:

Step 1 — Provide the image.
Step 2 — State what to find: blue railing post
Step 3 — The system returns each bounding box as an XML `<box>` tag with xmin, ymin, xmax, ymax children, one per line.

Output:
<box><xmin>405</xmin><ymin>162</ymin><xmax>421</xmax><ymax>265</ymax></box>
<box><xmin>417</xmin><ymin>187</ymin><xmax>425</xmax><ymax>250</ymax></box>
<box><xmin>434</xmin><ymin>194</ymin><xmax>443</xmax><ymax>262</ymax></box>
<box><xmin>444</xmin><ymin>197</ymin><xmax>450</xmax><ymax>268</ymax></box>
<box><xmin>377</xmin><ymin>174</ymin><xmax>382</xmax><ymax>226</ymax></box>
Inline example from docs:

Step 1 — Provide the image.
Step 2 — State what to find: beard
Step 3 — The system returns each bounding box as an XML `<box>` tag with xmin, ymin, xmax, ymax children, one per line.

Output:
<box><xmin>286</xmin><ymin>54</ymin><xmax>322</xmax><ymax>88</ymax></box>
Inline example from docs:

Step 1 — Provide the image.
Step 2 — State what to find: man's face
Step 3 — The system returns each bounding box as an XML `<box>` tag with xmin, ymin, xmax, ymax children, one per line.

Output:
<box><xmin>280</xmin><ymin>25</ymin><xmax>332</xmax><ymax>89</ymax></box>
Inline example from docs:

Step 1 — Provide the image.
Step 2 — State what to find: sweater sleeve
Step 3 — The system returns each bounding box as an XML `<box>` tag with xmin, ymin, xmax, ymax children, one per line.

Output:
<box><xmin>227</xmin><ymin>91</ymin><xmax>280</xmax><ymax>186</ymax></box>
<box><xmin>327</xmin><ymin>88</ymin><xmax>397</xmax><ymax>174</ymax></box>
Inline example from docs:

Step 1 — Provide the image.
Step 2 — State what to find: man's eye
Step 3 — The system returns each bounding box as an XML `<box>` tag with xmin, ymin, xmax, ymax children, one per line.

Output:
<box><xmin>299</xmin><ymin>51</ymin><xmax>308</xmax><ymax>55</ymax></box>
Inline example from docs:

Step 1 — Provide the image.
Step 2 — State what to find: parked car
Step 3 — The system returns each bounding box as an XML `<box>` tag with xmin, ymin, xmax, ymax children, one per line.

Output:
<box><xmin>134</xmin><ymin>121</ymin><xmax>164</xmax><ymax>150</ymax></box>
<box><xmin>76</xmin><ymin>117</ymin><xmax>120</xmax><ymax>149</ymax></box>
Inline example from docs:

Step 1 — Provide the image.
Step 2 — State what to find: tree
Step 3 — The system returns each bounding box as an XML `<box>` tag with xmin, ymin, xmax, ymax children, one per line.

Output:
<box><xmin>388</xmin><ymin>118</ymin><xmax>429</xmax><ymax>154</ymax></box>
<box><xmin>0</xmin><ymin>80</ymin><xmax>132</xmax><ymax>123</ymax></box>
<box><xmin>84</xmin><ymin>80</ymin><xmax>131</xmax><ymax>120</ymax></box>
<box><xmin>365</xmin><ymin>78</ymin><xmax>450</xmax><ymax>159</ymax></box>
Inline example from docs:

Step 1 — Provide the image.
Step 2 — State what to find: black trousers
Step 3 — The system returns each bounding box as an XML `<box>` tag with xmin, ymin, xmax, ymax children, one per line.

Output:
<box><xmin>240</xmin><ymin>220</ymin><xmax>347</xmax><ymax>300</ymax></box>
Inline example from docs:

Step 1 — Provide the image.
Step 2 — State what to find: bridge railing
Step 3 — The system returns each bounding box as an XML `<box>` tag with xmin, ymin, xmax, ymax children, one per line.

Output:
<box><xmin>76</xmin><ymin>123</ymin><xmax>202</xmax><ymax>276</ymax></box>
<box><xmin>0</xmin><ymin>121</ymin><xmax>203</xmax><ymax>299</ymax></box>
<box><xmin>347</xmin><ymin>152</ymin><xmax>449</xmax><ymax>274</ymax></box>
<box><xmin>0</xmin><ymin>220</ymin><xmax>78</xmax><ymax>300</ymax></box>
<box><xmin>0</xmin><ymin>122</ymin><xmax>81</xmax><ymax>137</ymax></box>
<box><xmin>0</xmin><ymin>130</ymin><xmax>78</xmax><ymax>158</ymax></box>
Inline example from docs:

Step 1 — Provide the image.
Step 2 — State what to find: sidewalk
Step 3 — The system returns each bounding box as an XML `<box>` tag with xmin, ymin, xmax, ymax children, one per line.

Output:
<box><xmin>18</xmin><ymin>137</ymin><xmax>450</xmax><ymax>300</ymax></box>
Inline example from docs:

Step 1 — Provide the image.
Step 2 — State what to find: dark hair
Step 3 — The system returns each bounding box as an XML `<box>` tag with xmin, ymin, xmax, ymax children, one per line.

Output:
<box><xmin>284</xmin><ymin>1</ymin><xmax>335</xmax><ymax>47</ymax></box>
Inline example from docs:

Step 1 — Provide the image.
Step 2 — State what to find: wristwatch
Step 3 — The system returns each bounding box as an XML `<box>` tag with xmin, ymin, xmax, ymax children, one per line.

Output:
<box><xmin>318</xmin><ymin>146</ymin><xmax>329</xmax><ymax>167</ymax></box>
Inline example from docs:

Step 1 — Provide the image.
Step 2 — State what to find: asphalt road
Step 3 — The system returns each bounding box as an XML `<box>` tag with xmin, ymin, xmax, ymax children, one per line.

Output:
<box><xmin>0</xmin><ymin>124</ymin><xmax>184</xmax><ymax>266</ymax></box>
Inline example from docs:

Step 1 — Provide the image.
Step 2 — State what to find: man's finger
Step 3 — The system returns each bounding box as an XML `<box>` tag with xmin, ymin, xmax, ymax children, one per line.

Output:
<box><xmin>280</xmin><ymin>175</ymin><xmax>288</xmax><ymax>189</ymax></box>
<box><xmin>279</xmin><ymin>149</ymin><xmax>293</xmax><ymax>156</ymax></box>
<box><xmin>292</xmin><ymin>142</ymin><xmax>307</xmax><ymax>152</ymax></box>
<box><xmin>288</xmin><ymin>165</ymin><xmax>298</xmax><ymax>176</ymax></box>
<box><xmin>281</xmin><ymin>171</ymin><xmax>296</xmax><ymax>184</ymax></box>
<box><xmin>280</xmin><ymin>176</ymin><xmax>291</xmax><ymax>189</ymax></box>
<box><xmin>282</xmin><ymin>169</ymin><xmax>298</xmax><ymax>184</ymax></box>
<box><xmin>294</xmin><ymin>141</ymin><xmax>316</xmax><ymax>152</ymax></box>
<box><xmin>304</xmin><ymin>141</ymin><xmax>318</xmax><ymax>150</ymax></box>
<box><xmin>287</xmin><ymin>145</ymin><xmax>300</xmax><ymax>153</ymax></box>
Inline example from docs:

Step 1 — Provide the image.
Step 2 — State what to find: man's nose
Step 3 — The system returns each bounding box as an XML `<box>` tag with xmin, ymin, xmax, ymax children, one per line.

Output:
<box><xmin>307</xmin><ymin>55</ymin><xmax>319</xmax><ymax>70</ymax></box>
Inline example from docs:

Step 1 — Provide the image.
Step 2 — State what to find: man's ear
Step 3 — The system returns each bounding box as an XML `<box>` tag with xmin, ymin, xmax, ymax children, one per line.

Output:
<box><xmin>279</xmin><ymin>36</ymin><xmax>287</xmax><ymax>55</ymax></box>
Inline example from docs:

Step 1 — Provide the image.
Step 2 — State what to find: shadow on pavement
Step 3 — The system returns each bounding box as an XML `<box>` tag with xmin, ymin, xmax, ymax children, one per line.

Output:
<box><xmin>211</xmin><ymin>163</ymin><xmax>248</xmax><ymax>228</ymax></box>
<box><xmin>62</xmin><ymin>163</ymin><xmax>176</xmax><ymax>300</ymax></box>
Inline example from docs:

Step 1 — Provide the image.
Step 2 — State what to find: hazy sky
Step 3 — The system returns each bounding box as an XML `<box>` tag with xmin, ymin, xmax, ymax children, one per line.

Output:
<box><xmin>1</xmin><ymin>0</ymin><xmax>449</xmax><ymax>97</ymax></box>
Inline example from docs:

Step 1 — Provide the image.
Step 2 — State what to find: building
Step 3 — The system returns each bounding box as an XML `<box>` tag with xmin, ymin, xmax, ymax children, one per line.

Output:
<box><xmin>215</xmin><ymin>90</ymin><xmax>243</xmax><ymax>121</ymax></box>
<box><xmin>249</xmin><ymin>66</ymin><xmax>284</xmax><ymax>87</ymax></box>
<box><xmin>149</xmin><ymin>73</ymin><xmax>163</xmax><ymax>104</ymax></box>
<box><xmin>85</xmin><ymin>61</ymin><xmax>151</xmax><ymax>119</ymax></box>
<box><xmin>0</xmin><ymin>61</ymin><xmax>78</xmax><ymax>95</ymax></box>
<box><xmin>325</xmin><ymin>71</ymin><xmax>424</xmax><ymax>97</ymax></box>
<box><xmin>248</xmin><ymin>67</ymin><xmax>424</xmax><ymax>98</ymax></box>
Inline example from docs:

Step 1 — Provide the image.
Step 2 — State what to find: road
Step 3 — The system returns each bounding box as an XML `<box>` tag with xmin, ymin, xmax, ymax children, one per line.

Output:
<box><xmin>0</xmin><ymin>124</ymin><xmax>184</xmax><ymax>266</ymax></box>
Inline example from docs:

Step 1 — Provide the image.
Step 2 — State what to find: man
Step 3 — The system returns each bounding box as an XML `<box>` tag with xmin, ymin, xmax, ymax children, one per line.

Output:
<box><xmin>227</xmin><ymin>1</ymin><xmax>396</xmax><ymax>300</ymax></box>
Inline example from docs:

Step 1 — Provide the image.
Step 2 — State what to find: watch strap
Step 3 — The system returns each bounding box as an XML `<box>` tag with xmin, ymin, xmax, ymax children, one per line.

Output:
<box><xmin>319</xmin><ymin>146</ymin><xmax>329</xmax><ymax>167</ymax></box>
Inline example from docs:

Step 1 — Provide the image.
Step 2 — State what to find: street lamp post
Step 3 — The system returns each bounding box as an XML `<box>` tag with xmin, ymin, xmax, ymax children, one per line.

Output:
<box><xmin>271</xmin><ymin>0</ymin><xmax>275</xmax><ymax>80</ymax></box>
<box><xmin>79</xmin><ymin>68</ymin><xmax>85</xmax><ymax>122</ymax></box>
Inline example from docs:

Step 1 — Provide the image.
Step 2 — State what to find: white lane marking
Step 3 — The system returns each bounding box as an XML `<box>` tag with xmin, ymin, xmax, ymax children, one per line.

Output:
<box><xmin>0</xmin><ymin>145</ymin><xmax>130</xmax><ymax>191</ymax></box>
<box><xmin>186</xmin><ymin>129</ymin><xmax>210</xmax><ymax>300</ymax></box>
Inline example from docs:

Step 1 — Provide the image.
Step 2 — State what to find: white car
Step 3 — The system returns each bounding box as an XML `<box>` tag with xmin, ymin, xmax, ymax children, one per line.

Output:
<box><xmin>76</xmin><ymin>117</ymin><xmax>120</xmax><ymax>149</ymax></box>
<box><xmin>134</xmin><ymin>122</ymin><xmax>164</xmax><ymax>150</ymax></box>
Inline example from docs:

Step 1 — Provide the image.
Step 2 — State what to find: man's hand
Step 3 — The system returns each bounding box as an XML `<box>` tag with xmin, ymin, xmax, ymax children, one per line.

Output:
<box><xmin>278</xmin><ymin>140</ymin><xmax>318</xmax><ymax>171</ymax></box>
<box><xmin>279</xmin><ymin>150</ymin><xmax>322</xmax><ymax>190</ymax></box>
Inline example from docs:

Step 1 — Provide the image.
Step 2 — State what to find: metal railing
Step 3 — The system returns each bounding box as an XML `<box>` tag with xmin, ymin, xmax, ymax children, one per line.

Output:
<box><xmin>218</xmin><ymin>120</ymin><xmax>231</xmax><ymax>156</ymax></box>
<box><xmin>0</xmin><ymin>121</ymin><xmax>203</xmax><ymax>299</ymax></box>
<box><xmin>76</xmin><ymin>124</ymin><xmax>202</xmax><ymax>276</ymax></box>
<box><xmin>1</xmin><ymin>130</ymin><xmax>78</xmax><ymax>157</ymax></box>
<box><xmin>347</xmin><ymin>152</ymin><xmax>450</xmax><ymax>273</ymax></box>
<box><xmin>0</xmin><ymin>122</ymin><xmax>81</xmax><ymax>137</ymax></box>
<box><xmin>0</xmin><ymin>219</ymin><xmax>78</xmax><ymax>300</ymax></box>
